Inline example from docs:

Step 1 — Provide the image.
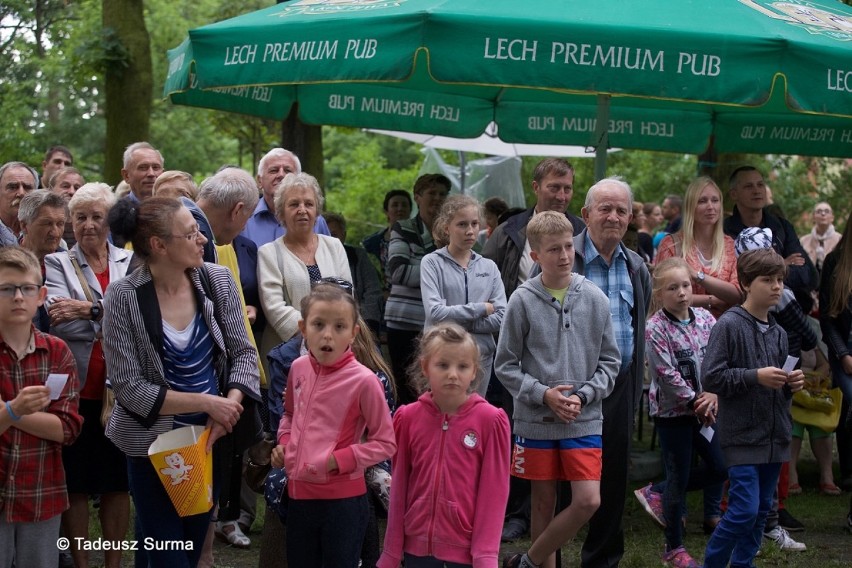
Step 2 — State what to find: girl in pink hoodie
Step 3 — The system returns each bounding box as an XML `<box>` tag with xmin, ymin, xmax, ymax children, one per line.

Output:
<box><xmin>270</xmin><ymin>283</ymin><xmax>396</xmax><ymax>567</ymax></box>
<box><xmin>378</xmin><ymin>323</ymin><xmax>510</xmax><ymax>568</ymax></box>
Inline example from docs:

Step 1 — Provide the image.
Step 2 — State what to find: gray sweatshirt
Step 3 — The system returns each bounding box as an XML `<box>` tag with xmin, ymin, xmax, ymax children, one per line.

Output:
<box><xmin>495</xmin><ymin>273</ymin><xmax>620</xmax><ymax>439</ymax></box>
<box><xmin>701</xmin><ymin>306</ymin><xmax>792</xmax><ymax>467</ymax></box>
<box><xmin>421</xmin><ymin>247</ymin><xmax>506</xmax><ymax>359</ymax></box>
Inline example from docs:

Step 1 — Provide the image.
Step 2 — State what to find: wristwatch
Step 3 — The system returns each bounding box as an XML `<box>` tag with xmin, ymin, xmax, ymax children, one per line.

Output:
<box><xmin>575</xmin><ymin>391</ymin><xmax>588</xmax><ymax>408</ymax></box>
<box><xmin>91</xmin><ymin>302</ymin><xmax>102</xmax><ymax>321</ymax></box>
<box><xmin>696</xmin><ymin>270</ymin><xmax>706</xmax><ymax>283</ymax></box>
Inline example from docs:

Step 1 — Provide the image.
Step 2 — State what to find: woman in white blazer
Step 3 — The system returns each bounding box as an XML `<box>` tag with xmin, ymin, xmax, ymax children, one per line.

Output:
<box><xmin>44</xmin><ymin>183</ymin><xmax>132</xmax><ymax>568</ymax></box>
<box><xmin>257</xmin><ymin>172</ymin><xmax>351</xmax><ymax>358</ymax></box>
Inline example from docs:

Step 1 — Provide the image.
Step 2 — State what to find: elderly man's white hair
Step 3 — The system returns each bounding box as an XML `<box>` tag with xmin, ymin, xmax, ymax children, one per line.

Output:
<box><xmin>122</xmin><ymin>142</ymin><xmax>164</xmax><ymax>170</ymax></box>
<box><xmin>0</xmin><ymin>161</ymin><xmax>39</xmax><ymax>189</ymax></box>
<box><xmin>584</xmin><ymin>176</ymin><xmax>634</xmax><ymax>210</ymax></box>
<box><xmin>198</xmin><ymin>167</ymin><xmax>260</xmax><ymax>211</ymax></box>
<box><xmin>257</xmin><ymin>148</ymin><xmax>302</xmax><ymax>176</ymax></box>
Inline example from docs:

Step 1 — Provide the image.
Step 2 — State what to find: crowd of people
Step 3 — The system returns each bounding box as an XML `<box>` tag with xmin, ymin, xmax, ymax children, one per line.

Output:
<box><xmin>0</xmin><ymin>144</ymin><xmax>850</xmax><ymax>568</ymax></box>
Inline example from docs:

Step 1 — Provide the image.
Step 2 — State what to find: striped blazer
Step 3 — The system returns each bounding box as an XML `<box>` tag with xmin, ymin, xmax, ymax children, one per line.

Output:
<box><xmin>102</xmin><ymin>262</ymin><xmax>260</xmax><ymax>457</ymax></box>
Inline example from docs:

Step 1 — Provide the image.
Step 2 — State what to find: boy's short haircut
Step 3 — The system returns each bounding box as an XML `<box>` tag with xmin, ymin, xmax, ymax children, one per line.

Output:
<box><xmin>527</xmin><ymin>210</ymin><xmax>574</xmax><ymax>250</ymax></box>
<box><xmin>736</xmin><ymin>248</ymin><xmax>786</xmax><ymax>290</ymax></box>
<box><xmin>0</xmin><ymin>246</ymin><xmax>42</xmax><ymax>281</ymax></box>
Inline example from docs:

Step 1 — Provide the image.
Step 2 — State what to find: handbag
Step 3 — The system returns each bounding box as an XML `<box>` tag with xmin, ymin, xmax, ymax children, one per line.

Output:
<box><xmin>68</xmin><ymin>252</ymin><xmax>115</xmax><ymax>428</ymax></box>
<box><xmin>791</xmin><ymin>372</ymin><xmax>843</xmax><ymax>433</ymax></box>
<box><xmin>264</xmin><ymin>466</ymin><xmax>289</xmax><ymax>522</ymax></box>
<box><xmin>197</xmin><ymin>265</ymin><xmax>263</xmax><ymax>453</ymax></box>
<box><xmin>244</xmin><ymin>432</ymin><xmax>276</xmax><ymax>494</ymax></box>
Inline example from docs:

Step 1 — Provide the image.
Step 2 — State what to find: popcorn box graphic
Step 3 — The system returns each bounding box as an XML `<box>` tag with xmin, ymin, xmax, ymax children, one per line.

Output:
<box><xmin>148</xmin><ymin>426</ymin><xmax>213</xmax><ymax>517</ymax></box>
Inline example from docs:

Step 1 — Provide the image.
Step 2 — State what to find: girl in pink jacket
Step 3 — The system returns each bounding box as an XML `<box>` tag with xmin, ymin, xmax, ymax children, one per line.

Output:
<box><xmin>378</xmin><ymin>323</ymin><xmax>510</xmax><ymax>568</ymax></box>
<box><xmin>270</xmin><ymin>283</ymin><xmax>396</xmax><ymax>567</ymax></box>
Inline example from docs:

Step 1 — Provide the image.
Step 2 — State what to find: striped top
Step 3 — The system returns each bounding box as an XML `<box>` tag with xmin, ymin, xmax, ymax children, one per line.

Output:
<box><xmin>162</xmin><ymin>313</ymin><xmax>217</xmax><ymax>427</ymax></box>
<box><xmin>384</xmin><ymin>216</ymin><xmax>436</xmax><ymax>330</ymax></box>
<box><xmin>102</xmin><ymin>263</ymin><xmax>260</xmax><ymax>457</ymax></box>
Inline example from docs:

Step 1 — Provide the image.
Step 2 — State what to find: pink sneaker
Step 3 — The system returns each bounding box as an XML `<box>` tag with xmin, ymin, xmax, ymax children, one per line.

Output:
<box><xmin>661</xmin><ymin>546</ymin><xmax>699</xmax><ymax>568</ymax></box>
<box><xmin>634</xmin><ymin>483</ymin><xmax>665</xmax><ymax>528</ymax></box>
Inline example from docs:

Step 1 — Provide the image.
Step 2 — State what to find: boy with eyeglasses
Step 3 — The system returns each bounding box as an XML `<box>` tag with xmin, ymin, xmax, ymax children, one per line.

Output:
<box><xmin>0</xmin><ymin>246</ymin><xmax>81</xmax><ymax>568</ymax></box>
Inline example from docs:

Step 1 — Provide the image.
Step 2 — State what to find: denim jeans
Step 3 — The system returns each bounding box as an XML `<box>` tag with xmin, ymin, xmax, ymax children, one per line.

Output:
<box><xmin>655</xmin><ymin>417</ymin><xmax>727</xmax><ymax>549</ymax></box>
<box><xmin>403</xmin><ymin>553</ymin><xmax>473</xmax><ymax>567</ymax></box>
<box><xmin>127</xmin><ymin>456</ymin><xmax>217</xmax><ymax>568</ymax></box>
<box><xmin>286</xmin><ymin>494</ymin><xmax>368</xmax><ymax>568</ymax></box>
<box><xmin>703</xmin><ymin>463</ymin><xmax>781</xmax><ymax>568</ymax></box>
<box><xmin>831</xmin><ymin>355</ymin><xmax>852</xmax><ymax>408</ymax></box>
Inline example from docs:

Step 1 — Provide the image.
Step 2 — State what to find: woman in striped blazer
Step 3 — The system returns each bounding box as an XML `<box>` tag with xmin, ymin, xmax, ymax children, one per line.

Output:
<box><xmin>103</xmin><ymin>197</ymin><xmax>260</xmax><ymax>568</ymax></box>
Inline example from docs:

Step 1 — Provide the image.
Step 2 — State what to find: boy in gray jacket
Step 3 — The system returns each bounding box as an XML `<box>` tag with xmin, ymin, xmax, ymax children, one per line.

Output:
<box><xmin>701</xmin><ymin>248</ymin><xmax>805</xmax><ymax>568</ymax></box>
<box><xmin>497</xmin><ymin>211</ymin><xmax>620</xmax><ymax>568</ymax></box>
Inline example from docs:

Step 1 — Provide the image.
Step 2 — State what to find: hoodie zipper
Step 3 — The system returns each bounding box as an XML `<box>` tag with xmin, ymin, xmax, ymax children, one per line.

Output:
<box><xmin>428</xmin><ymin>414</ymin><xmax>450</xmax><ymax>556</ymax></box>
<box><xmin>291</xmin><ymin>365</ymin><xmax>322</xmax><ymax>496</ymax></box>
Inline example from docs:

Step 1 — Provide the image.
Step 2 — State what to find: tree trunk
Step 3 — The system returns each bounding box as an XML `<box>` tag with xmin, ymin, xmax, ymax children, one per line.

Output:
<box><xmin>102</xmin><ymin>0</ymin><xmax>153</xmax><ymax>186</ymax></box>
<box><xmin>281</xmin><ymin>104</ymin><xmax>324</xmax><ymax>187</ymax></box>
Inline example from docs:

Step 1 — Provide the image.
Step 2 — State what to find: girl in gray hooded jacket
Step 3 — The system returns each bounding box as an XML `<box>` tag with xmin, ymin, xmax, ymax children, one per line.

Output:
<box><xmin>421</xmin><ymin>196</ymin><xmax>507</xmax><ymax>397</ymax></box>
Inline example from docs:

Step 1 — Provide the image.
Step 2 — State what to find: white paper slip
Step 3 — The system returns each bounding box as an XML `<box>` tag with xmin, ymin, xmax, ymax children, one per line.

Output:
<box><xmin>46</xmin><ymin>374</ymin><xmax>69</xmax><ymax>400</ymax></box>
<box><xmin>700</xmin><ymin>425</ymin><xmax>714</xmax><ymax>442</ymax></box>
<box><xmin>782</xmin><ymin>356</ymin><xmax>799</xmax><ymax>374</ymax></box>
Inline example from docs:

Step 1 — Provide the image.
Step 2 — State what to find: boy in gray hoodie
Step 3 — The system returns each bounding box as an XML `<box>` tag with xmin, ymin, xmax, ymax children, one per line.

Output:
<box><xmin>701</xmin><ymin>248</ymin><xmax>805</xmax><ymax>568</ymax></box>
<box><xmin>497</xmin><ymin>211</ymin><xmax>620</xmax><ymax>568</ymax></box>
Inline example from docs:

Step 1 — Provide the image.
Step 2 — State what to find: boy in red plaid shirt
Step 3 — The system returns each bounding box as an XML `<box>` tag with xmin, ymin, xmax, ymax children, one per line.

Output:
<box><xmin>0</xmin><ymin>247</ymin><xmax>81</xmax><ymax>568</ymax></box>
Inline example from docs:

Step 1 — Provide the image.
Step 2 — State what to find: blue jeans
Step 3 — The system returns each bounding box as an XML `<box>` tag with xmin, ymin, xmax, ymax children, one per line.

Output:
<box><xmin>286</xmin><ymin>494</ymin><xmax>368</xmax><ymax>568</ymax></box>
<box><xmin>703</xmin><ymin>463</ymin><xmax>781</xmax><ymax>568</ymax></box>
<box><xmin>831</xmin><ymin>356</ymin><xmax>852</xmax><ymax>408</ymax></box>
<box><xmin>655</xmin><ymin>418</ymin><xmax>727</xmax><ymax>549</ymax></box>
<box><xmin>404</xmin><ymin>553</ymin><xmax>472</xmax><ymax>567</ymax></box>
<box><xmin>127</xmin><ymin>456</ymin><xmax>217</xmax><ymax>568</ymax></box>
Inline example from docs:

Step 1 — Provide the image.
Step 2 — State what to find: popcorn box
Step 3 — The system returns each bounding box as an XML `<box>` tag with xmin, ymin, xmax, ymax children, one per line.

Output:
<box><xmin>148</xmin><ymin>426</ymin><xmax>213</xmax><ymax>517</ymax></box>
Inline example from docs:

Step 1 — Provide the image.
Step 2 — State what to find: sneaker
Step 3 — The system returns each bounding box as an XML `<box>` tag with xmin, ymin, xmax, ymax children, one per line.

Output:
<box><xmin>634</xmin><ymin>483</ymin><xmax>665</xmax><ymax>528</ymax></box>
<box><xmin>501</xmin><ymin>517</ymin><xmax>528</xmax><ymax>542</ymax></box>
<box><xmin>214</xmin><ymin>520</ymin><xmax>251</xmax><ymax>549</ymax></box>
<box><xmin>763</xmin><ymin>526</ymin><xmax>807</xmax><ymax>551</ymax></box>
<box><xmin>778</xmin><ymin>508</ymin><xmax>805</xmax><ymax>532</ymax></box>
<box><xmin>502</xmin><ymin>553</ymin><xmax>538</xmax><ymax>568</ymax></box>
<box><xmin>661</xmin><ymin>546</ymin><xmax>700</xmax><ymax>568</ymax></box>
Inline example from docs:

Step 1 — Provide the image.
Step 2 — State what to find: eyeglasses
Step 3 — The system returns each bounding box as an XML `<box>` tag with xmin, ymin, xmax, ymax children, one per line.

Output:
<box><xmin>171</xmin><ymin>228</ymin><xmax>202</xmax><ymax>241</ymax></box>
<box><xmin>814</xmin><ymin>208</ymin><xmax>832</xmax><ymax>215</ymax></box>
<box><xmin>0</xmin><ymin>284</ymin><xmax>41</xmax><ymax>298</ymax></box>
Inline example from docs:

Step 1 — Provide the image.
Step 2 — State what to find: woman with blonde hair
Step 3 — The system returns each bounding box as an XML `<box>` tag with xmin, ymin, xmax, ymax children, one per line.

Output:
<box><xmin>655</xmin><ymin>177</ymin><xmax>741</xmax><ymax>318</ymax></box>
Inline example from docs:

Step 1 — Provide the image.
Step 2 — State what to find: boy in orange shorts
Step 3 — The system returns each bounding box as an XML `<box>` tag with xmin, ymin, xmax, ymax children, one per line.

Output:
<box><xmin>495</xmin><ymin>211</ymin><xmax>620</xmax><ymax>568</ymax></box>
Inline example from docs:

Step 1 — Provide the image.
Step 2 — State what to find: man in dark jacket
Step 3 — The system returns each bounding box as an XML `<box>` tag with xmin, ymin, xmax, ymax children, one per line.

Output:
<box><xmin>483</xmin><ymin>158</ymin><xmax>585</xmax><ymax>298</ymax></box>
<box><xmin>724</xmin><ymin>166</ymin><xmax>817</xmax><ymax>312</ymax></box>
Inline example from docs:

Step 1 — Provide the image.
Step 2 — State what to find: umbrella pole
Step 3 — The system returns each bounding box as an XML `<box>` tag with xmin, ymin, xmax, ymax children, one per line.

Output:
<box><xmin>459</xmin><ymin>151</ymin><xmax>467</xmax><ymax>194</ymax></box>
<box><xmin>594</xmin><ymin>94</ymin><xmax>610</xmax><ymax>182</ymax></box>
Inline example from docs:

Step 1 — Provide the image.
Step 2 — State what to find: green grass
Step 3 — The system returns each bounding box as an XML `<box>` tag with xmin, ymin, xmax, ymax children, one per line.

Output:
<box><xmin>78</xmin><ymin>436</ymin><xmax>850</xmax><ymax>567</ymax></box>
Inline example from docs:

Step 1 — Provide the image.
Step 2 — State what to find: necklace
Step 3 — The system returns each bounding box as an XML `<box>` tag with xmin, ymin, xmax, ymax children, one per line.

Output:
<box><xmin>86</xmin><ymin>250</ymin><xmax>109</xmax><ymax>273</ymax></box>
<box><xmin>284</xmin><ymin>234</ymin><xmax>317</xmax><ymax>261</ymax></box>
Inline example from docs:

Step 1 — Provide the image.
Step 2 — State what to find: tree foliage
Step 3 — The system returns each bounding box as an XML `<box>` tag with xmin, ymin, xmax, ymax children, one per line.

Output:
<box><xmin>0</xmin><ymin>0</ymin><xmax>847</xmax><ymax>241</ymax></box>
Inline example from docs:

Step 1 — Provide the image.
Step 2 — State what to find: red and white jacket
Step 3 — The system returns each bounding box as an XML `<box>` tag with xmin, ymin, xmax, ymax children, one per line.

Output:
<box><xmin>277</xmin><ymin>348</ymin><xmax>395</xmax><ymax>500</ymax></box>
<box><xmin>377</xmin><ymin>393</ymin><xmax>510</xmax><ymax>568</ymax></box>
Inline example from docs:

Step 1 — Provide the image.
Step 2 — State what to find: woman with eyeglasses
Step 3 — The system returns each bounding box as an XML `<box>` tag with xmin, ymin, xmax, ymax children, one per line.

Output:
<box><xmin>43</xmin><ymin>183</ymin><xmax>132</xmax><ymax>568</ymax></box>
<box><xmin>102</xmin><ymin>197</ymin><xmax>260</xmax><ymax>568</ymax></box>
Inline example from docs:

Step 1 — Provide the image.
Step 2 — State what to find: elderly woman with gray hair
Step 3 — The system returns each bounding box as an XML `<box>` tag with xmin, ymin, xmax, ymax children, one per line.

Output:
<box><xmin>44</xmin><ymin>183</ymin><xmax>133</xmax><ymax>568</ymax></box>
<box><xmin>257</xmin><ymin>172</ymin><xmax>352</xmax><ymax>357</ymax></box>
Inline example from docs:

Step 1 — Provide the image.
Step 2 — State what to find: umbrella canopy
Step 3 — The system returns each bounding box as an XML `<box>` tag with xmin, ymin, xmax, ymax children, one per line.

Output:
<box><xmin>365</xmin><ymin>121</ymin><xmax>620</xmax><ymax>158</ymax></box>
<box><xmin>165</xmin><ymin>0</ymin><xmax>852</xmax><ymax>166</ymax></box>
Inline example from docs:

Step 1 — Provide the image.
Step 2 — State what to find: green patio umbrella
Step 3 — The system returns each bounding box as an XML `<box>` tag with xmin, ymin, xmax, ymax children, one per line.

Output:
<box><xmin>165</xmin><ymin>0</ymin><xmax>852</xmax><ymax>177</ymax></box>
